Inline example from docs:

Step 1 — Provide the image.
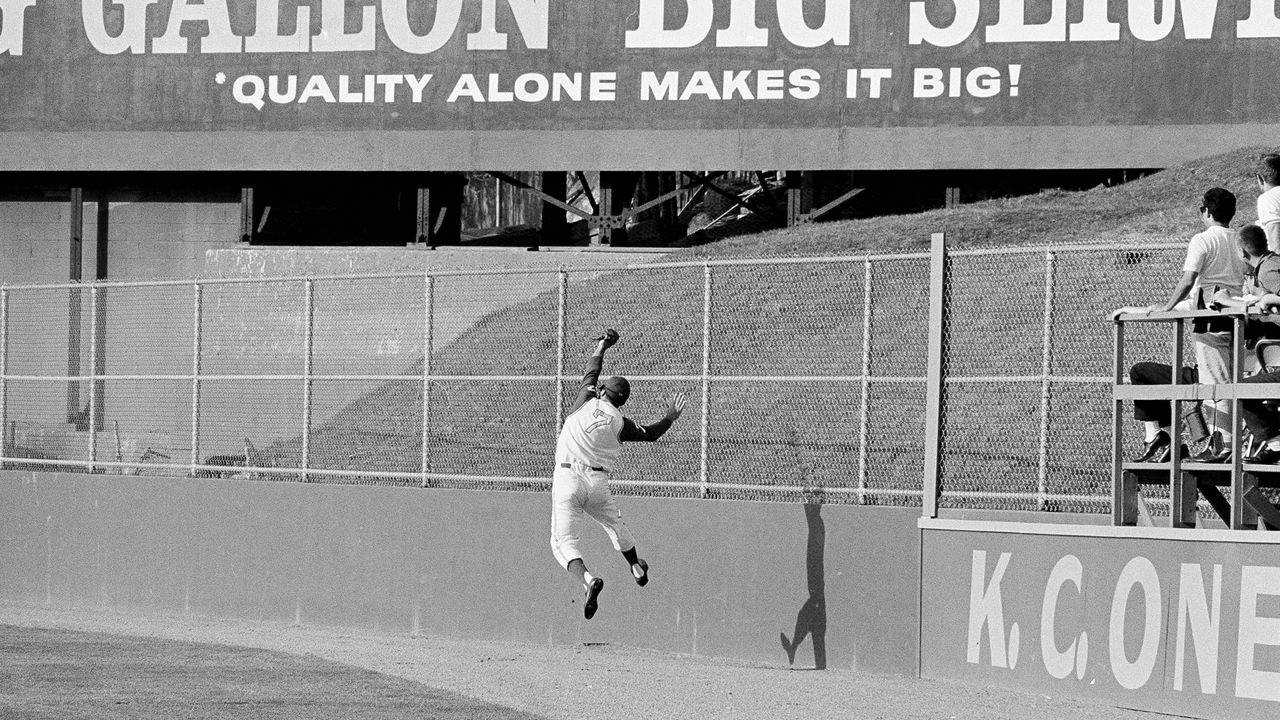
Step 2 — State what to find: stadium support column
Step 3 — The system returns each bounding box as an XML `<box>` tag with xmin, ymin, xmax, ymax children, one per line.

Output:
<box><xmin>540</xmin><ymin>172</ymin><xmax>567</xmax><ymax>244</ymax></box>
<box><xmin>239</xmin><ymin>186</ymin><xmax>253</xmax><ymax>242</ymax></box>
<box><xmin>92</xmin><ymin>192</ymin><xmax>108</xmax><ymax>433</ymax></box>
<box><xmin>415</xmin><ymin>174</ymin><xmax>464</xmax><ymax>246</ymax></box>
<box><xmin>598</xmin><ymin>171</ymin><xmax>638</xmax><ymax>246</ymax></box>
<box><xmin>785</xmin><ymin>171</ymin><xmax>814</xmax><ymax>227</ymax></box>
<box><xmin>67</xmin><ymin>187</ymin><xmax>83</xmax><ymax>422</ymax></box>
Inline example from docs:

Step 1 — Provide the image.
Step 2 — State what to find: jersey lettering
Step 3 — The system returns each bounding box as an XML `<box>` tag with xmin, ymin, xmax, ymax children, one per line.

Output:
<box><xmin>585</xmin><ymin>407</ymin><xmax>612</xmax><ymax>434</ymax></box>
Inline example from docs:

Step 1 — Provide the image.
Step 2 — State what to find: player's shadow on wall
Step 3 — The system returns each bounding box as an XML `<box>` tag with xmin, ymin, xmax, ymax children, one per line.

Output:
<box><xmin>779</xmin><ymin>495</ymin><xmax>826</xmax><ymax>669</ymax></box>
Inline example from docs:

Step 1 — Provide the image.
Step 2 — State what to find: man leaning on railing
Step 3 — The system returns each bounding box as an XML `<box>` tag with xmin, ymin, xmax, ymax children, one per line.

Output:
<box><xmin>1111</xmin><ymin>188</ymin><xmax>1245</xmax><ymax>463</ymax></box>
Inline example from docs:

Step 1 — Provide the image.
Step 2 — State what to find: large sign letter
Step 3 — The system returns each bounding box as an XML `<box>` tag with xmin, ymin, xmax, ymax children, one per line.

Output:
<box><xmin>776</xmin><ymin>0</ymin><xmax>850</xmax><ymax>48</ymax></box>
<box><xmin>1041</xmin><ymin>555</ymin><xmax>1087</xmax><ymax>680</ymax></box>
<box><xmin>1174</xmin><ymin>563</ymin><xmax>1222</xmax><ymax>694</ymax></box>
<box><xmin>152</xmin><ymin>0</ymin><xmax>241</xmax><ymax>54</ymax></box>
<box><xmin>625</xmin><ymin>0</ymin><xmax>714</xmax><ymax>48</ymax></box>
<box><xmin>313</xmin><ymin>0</ymin><xmax>376</xmax><ymax>52</ymax></box>
<box><xmin>908</xmin><ymin>0</ymin><xmax>980</xmax><ymax>47</ymax></box>
<box><xmin>967</xmin><ymin>550</ymin><xmax>1019</xmax><ymax>668</ymax></box>
<box><xmin>716</xmin><ymin>0</ymin><xmax>768</xmax><ymax>47</ymax></box>
<box><xmin>384</xmin><ymin>0</ymin><xmax>463</xmax><ymax>54</ymax></box>
<box><xmin>987</xmin><ymin>0</ymin><xmax>1066</xmax><ymax>43</ymax></box>
<box><xmin>245</xmin><ymin>0</ymin><xmax>311</xmax><ymax>53</ymax></box>
<box><xmin>1109</xmin><ymin>557</ymin><xmax>1162</xmax><ymax>690</ymax></box>
<box><xmin>83</xmin><ymin>0</ymin><xmax>159</xmax><ymax>55</ymax></box>
<box><xmin>1235</xmin><ymin>565</ymin><xmax>1280</xmax><ymax>703</ymax></box>
<box><xmin>0</xmin><ymin>0</ymin><xmax>39</xmax><ymax>55</ymax></box>
<box><xmin>467</xmin><ymin>0</ymin><xmax>548</xmax><ymax>50</ymax></box>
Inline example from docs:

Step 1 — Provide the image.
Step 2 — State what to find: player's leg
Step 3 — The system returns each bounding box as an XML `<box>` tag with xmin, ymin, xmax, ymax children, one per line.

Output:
<box><xmin>585</xmin><ymin>483</ymin><xmax>648</xmax><ymax>587</ymax></box>
<box><xmin>550</xmin><ymin>469</ymin><xmax>604</xmax><ymax>619</ymax></box>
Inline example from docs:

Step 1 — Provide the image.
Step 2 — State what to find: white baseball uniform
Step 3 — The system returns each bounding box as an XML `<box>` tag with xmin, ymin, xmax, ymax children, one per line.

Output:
<box><xmin>549</xmin><ymin>395</ymin><xmax>635</xmax><ymax>569</ymax></box>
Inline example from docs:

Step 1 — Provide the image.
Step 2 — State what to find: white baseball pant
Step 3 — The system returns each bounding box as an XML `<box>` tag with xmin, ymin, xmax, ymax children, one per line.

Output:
<box><xmin>549</xmin><ymin>464</ymin><xmax>635</xmax><ymax>569</ymax></box>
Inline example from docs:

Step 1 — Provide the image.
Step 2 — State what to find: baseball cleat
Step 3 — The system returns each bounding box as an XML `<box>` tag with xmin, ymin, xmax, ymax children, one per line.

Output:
<box><xmin>631</xmin><ymin>559</ymin><xmax>649</xmax><ymax>587</ymax></box>
<box><xmin>583</xmin><ymin>577</ymin><xmax>604</xmax><ymax>620</ymax></box>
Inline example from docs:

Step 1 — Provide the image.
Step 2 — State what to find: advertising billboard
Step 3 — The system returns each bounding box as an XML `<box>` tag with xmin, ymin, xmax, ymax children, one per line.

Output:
<box><xmin>920</xmin><ymin>519</ymin><xmax>1280</xmax><ymax>720</ymax></box>
<box><xmin>2</xmin><ymin>1</ymin><xmax>1279</xmax><ymax>170</ymax></box>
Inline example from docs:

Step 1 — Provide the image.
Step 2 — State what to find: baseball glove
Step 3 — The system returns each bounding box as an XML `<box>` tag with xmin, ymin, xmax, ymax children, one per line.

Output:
<box><xmin>596</xmin><ymin>329</ymin><xmax>620</xmax><ymax>348</ymax></box>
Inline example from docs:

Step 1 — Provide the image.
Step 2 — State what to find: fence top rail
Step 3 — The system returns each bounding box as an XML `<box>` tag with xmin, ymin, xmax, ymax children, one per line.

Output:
<box><xmin>950</xmin><ymin>241</ymin><xmax>1186</xmax><ymax>257</ymax></box>
<box><xmin>1114</xmin><ymin>307</ymin><xmax>1256</xmax><ymax>323</ymax></box>
<box><xmin>0</xmin><ymin>241</ymin><xmax>1196</xmax><ymax>292</ymax></box>
<box><xmin>637</xmin><ymin>253</ymin><xmax>932</xmax><ymax>271</ymax></box>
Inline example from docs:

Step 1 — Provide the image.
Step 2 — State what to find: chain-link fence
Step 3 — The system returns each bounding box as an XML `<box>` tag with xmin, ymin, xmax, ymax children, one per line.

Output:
<box><xmin>938</xmin><ymin>242</ymin><xmax>1187</xmax><ymax>514</ymax></box>
<box><xmin>0</xmin><ymin>254</ymin><xmax>931</xmax><ymax>505</ymax></box>
<box><xmin>0</xmin><ymin>241</ymin><xmax>1196</xmax><ymax>512</ymax></box>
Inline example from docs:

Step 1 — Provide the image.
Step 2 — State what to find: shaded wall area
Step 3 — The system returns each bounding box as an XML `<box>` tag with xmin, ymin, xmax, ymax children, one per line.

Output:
<box><xmin>0</xmin><ymin>471</ymin><xmax>920</xmax><ymax>674</ymax></box>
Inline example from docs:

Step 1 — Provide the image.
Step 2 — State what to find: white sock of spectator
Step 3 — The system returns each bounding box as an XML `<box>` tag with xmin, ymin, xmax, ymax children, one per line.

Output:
<box><xmin>1266</xmin><ymin>437</ymin><xmax>1280</xmax><ymax>451</ymax></box>
<box><xmin>1143</xmin><ymin>422</ymin><xmax>1162</xmax><ymax>442</ymax></box>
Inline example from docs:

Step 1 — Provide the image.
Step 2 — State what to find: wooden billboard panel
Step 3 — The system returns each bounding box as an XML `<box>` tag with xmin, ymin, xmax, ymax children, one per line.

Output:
<box><xmin>2</xmin><ymin>1</ymin><xmax>1280</xmax><ymax>170</ymax></box>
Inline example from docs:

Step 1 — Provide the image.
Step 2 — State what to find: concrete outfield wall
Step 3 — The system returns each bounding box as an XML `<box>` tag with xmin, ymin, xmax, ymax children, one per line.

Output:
<box><xmin>0</xmin><ymin>471</ymin><xmax>921</xmax><ymax>675</ymax></box>
<box><xmin>919</xmin><ymin>519</ymin><xmax>1280</xmax><ymax>720</ymax></box>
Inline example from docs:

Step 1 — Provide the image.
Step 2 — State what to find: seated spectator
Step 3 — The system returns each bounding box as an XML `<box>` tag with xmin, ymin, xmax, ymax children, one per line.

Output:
<box><xmin>1113</xmin><ymin>188</ymin><xmax>1246</xmax><ymax>462</ymax></box>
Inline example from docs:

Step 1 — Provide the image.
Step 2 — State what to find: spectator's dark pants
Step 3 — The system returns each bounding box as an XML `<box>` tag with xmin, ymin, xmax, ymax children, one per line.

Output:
<box><xmin>1130</xmin><ymin>362</ymin><xmax>1198</xmax><ymax>424</ymax></box>
<box><xmin>1241</xmin><ymin>370</ymin><xmax>1280</xmax><ymax>441</ymax></box>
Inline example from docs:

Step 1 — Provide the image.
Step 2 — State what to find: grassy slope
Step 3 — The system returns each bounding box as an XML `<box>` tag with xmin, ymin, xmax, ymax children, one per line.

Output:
<box><xmin>277</xmin><ymin>147</ymin><xmax>1276</xmax><ymax>507</ymax></box>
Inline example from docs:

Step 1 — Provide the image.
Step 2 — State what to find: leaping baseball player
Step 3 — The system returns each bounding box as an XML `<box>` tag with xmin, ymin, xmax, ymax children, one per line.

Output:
<box><xmin>551</xmin><ymin>328</ymin><xmax>687</xmax><ymax>620</ymax></box>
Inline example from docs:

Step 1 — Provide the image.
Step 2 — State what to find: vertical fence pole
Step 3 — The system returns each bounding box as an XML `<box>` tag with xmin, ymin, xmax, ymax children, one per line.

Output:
<box><xmin>1112</xmin><ymin>318</ymin><xmax>1129</xmax><ymax>525</ymax></box>
<box><xmin>301</xmin><ymin>279</ymin><xmax>314</xmax><ymax>482</ymax></box>
<box><xmin>555</xmin><ymin>269</ymin><xmax>568</xmax><ymax>431</ymax></box>
<box><xmin>922</xmin><ymin>233</ymin><xmax>947</xmax><ymax>518</ymax></box>
<box><xmin>700</xmin><ymin>263</ymin><xmax>712</xmax><ymax>497</ymax></box>
<box><xmin>87</xmin><ymin>285</ymin><xmax>99</xmax><ymax>473</ymax></box>
<box><xmin>421</xmin><ymin>273</ymin><xmax>434</xmax><ymax>488</ymax></box>
<box><xmin>190</xmin><ymin>283</ymin><xmax>203</xmax><ymax>476</ymax></box>
<box><xmin>0</xmin><ymin>288</ymin><xmax>7</xmax><ymax>461</ymax></box>
<box><xmin>857</xmin><ymin>260</ymin><xmax>873</xmax><ymax>504</ymax></box>
<box><xmin>1037</xmin><ymin>250</ymin><xmax>1056</xmax><ymax>510</ymax></box>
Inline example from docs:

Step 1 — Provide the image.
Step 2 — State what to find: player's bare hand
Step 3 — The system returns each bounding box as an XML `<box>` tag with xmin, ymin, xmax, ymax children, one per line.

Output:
<box><xmin>594</xmin><ymin>328</ymin><xmax>620</xmax><ymax>349</ymax></box>
<box><xmin>665</xmin><ymin>392</ymin><xmax>688</xmax><ymax>420</ymax></box>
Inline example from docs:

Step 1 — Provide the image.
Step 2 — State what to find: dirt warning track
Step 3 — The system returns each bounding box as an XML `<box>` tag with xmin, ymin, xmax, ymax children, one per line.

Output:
<box><xmin>1</xmin><ymin>604</ymin><xmax>1157</xmax><ymax>720</ymax></box>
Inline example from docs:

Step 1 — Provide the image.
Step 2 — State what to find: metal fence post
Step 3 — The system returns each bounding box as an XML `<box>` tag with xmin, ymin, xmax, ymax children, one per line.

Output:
<box><xmin>857</xmin><ymin>259</ymin><xmax>873</xmax><ymax>504</ymax></box>
<box><xmin>421</xmin><ymin>273</ymin><xmax>434</xmax><ymax>487</ymax></box>
<box><xmin>1037</xmin><ymin>250</ymin><xmax>1056</xmax><ymax>510</ymax></box>
<box><xmin>87</xmin><ymin>285</ymin><xmax>99</xmax><ymax>473</ymax></box>
<box><xmin>922</xmin><ymin>233</ymin><xmax>947</xmax><ymax>518</ymax></box>
<box><xmin>190</xmin><ymin>283</ymin><xmax>202</xmax><ymax>476</ymax></box>
<box><xmin>555</xmin><ymin>269</ymin><xmax>568</xmax><ymax>431</ymax></box>
<box><xmin>700</xmin><ymin>263</ymin><xmax>712</xmax><ymax>497</ymax></box>
<box><xmin>0</xmin><ymin>288</ymin><xmax>7</xmax><ymax>461</ymax></box>
<box><xmin>301</xmin><ymin>279</ymin><xmax>314</xmax><ymax>482</ymax></box>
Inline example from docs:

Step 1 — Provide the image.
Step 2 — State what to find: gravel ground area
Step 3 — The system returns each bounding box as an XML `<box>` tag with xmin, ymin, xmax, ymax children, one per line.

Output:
<box><xmin>1</xmin><ymin>604</ymin><xmax>1164</xmax><ymax>720</ymax></box>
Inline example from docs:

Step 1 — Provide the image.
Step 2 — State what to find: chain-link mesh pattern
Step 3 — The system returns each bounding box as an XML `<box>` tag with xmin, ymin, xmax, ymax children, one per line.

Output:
<box><xmin>937</xmin><ymin>243</ymin><xmax>1192</xmax><ymax>515</ymax></box>
<box><xmin>8</xmin><ymin>243</ymin><xmax>1267</xmax><ymax>519</ymax></box>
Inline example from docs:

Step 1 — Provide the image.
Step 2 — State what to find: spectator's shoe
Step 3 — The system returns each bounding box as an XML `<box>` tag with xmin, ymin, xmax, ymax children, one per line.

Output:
<box><xmin>631</xmin><ymin>559</ymin><xmax>649</xmax><ymax>587</ymax></box>
<box><xmin>583</xmin><ymin>578</ymin><xmax>604</xmax><ymax>620</ymax></box>
<box><xmin>1134</xmin><ymin>430</ymin><xmax>1170</xmax><ymax>462</ymax></box>
<box><xmin>1153</xmin><ymin>443</ymin><xmax>1190</xmax><ymax>463</ymax></box>
<box><xmin>1190</xmin><ymin>432</ymin><xmax>1230</xmax><ymax>463</ymax></box>
<box><xmin>1252</xmin><ymin>445</ymin><xmax>1280</xmax><ymax>464</ymax></box>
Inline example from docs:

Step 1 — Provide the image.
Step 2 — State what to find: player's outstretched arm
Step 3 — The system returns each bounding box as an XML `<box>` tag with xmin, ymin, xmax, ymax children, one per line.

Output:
<box><xmin>568</xmin><ymin>329</ymin><xmax>620</xmax><ymax>415</ymax></box>
<box><xmin>620</xmin><ymin>392</ymin><xmax>687</xmax><ymax>443</ymax></box>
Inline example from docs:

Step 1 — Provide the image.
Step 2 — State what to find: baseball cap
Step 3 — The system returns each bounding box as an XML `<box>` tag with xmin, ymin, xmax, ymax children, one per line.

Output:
<box><xmin>598</xmin><ymin>376</ymin><xmax>631</xmax><ymax>406</ymax></box>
